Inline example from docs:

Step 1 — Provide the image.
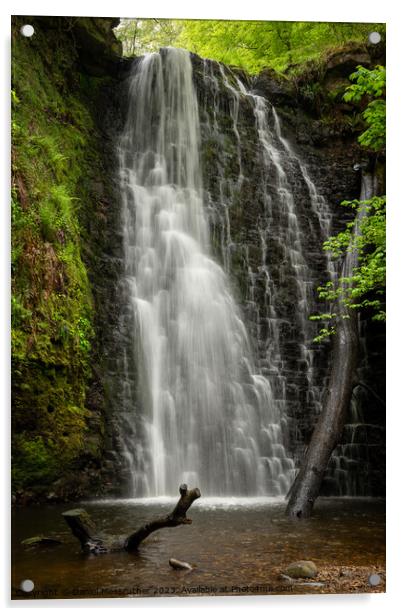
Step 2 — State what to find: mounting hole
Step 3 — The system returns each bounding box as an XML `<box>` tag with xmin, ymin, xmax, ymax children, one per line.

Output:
<box><xmin>368</xmin><ymin>31</ymin><xmax>381</xmax><ymax>44</ymax></box>
<box><xmin>368</xmin><ymin>573</ymin><xmax>381</xmax><ymax>586</ymax></box>
<box><xmin>20</xmin><ymin>579</ymin><xmax>34</xmax><ymax>592</ymax></box>
<box><xmin>20</xmin><ymin>24</ymin><xmax>35</xmax><ymax>38</ymax></box>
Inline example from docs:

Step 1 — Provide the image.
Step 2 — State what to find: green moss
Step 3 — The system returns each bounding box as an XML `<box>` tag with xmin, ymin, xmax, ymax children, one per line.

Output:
<box><xmin>12</xmin><ymin>435</ymin><xmax>59</xmax><ymax>488</ymax></box>
<box><xmin>11</xmin><ymin>18</ymin><xmax>106</xmax><ymax>495</ymax></box>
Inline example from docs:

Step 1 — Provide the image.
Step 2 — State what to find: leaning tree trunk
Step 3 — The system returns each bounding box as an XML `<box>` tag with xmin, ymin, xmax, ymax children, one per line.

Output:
<box><xmin>286</xmin><ymin>170</ymin><xmax>376</xmax><ymax>518</ymax></box>
<box><xmin>286</xmin><ymin>312</ymin><xmax>359</xmax><ymax>518</ymax></box>
<box><xmin>63</xmin><ymin>484</ymin><xmax>200</xmax><ymax>554</ymax></box>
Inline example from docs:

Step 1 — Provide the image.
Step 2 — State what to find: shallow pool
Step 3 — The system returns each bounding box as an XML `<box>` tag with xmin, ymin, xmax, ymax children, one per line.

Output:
<box><xmin>11</xmin><ymin>496</ymin><xmax>385</xmax><ymax>600</ymax></box>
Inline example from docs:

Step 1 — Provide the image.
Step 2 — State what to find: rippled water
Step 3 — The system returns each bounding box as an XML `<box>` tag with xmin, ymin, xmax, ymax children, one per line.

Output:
<box><xmin>12</xmin><ymin>497</ymin><xmax>385</xmax><ymax>599</ymax></box>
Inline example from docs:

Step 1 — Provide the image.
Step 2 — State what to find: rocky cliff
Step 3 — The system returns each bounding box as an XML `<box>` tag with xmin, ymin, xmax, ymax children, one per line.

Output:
<box><xmin>11</xmin><ymin>16</ymin><xmax>128</xmax><ymax>503</ymax></box>
<box><xmin>11</xmin><ymin>16</ymin><xmax>385</xmax><ymax>502</ymax></box>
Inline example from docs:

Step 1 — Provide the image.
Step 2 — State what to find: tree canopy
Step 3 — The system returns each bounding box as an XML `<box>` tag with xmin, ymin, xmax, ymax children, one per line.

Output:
<box><xmin>115</xmin><ymin>19</ymin><xmax>385</xmax><ymax>73</ymax></box>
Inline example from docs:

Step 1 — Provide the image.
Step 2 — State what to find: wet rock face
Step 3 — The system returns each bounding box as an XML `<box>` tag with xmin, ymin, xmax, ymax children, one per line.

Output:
<box><xmin>192</xmin><ymin>56</ymin><xmax>343</xmax><ymax>448</ymax></box>
<box><xmin>11</xmin><ymin>16</ymin><xmax>115</xmax><ymax>504</ymax></box>
<box><xmin>88</xmin><ymin>44</ymin><xmax>385</xmax><ymax>498</ymax></box>
<box><xmin>32</xmin><ymin>16</ymin><xmax>127</xmax><ymax>76</ymax></box>
<box><xmin>12</xmin><ymin>16</ymin><xmax>384</xmax><ymax>501</ymax></box>
<box><xmin>252</xmin><ymin>68</ymin><xmax>295</xmax><ymax>107</ymax></box>
<box><xmin>190</xmin><ymin>52</ymin><xmax>385</xmax><ymax>496</ymax></box>
<box><xmin>253</xmin><ymin>69</ymin><xmax>385</xmax><ymax>496</ymax></box>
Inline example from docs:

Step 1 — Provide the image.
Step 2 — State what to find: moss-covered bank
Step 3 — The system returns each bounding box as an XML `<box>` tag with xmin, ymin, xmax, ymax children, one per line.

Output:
<box><xmin>11</xmin><ymin>16</ymin><xmax>125</xmax><ymax>503</ymax></box>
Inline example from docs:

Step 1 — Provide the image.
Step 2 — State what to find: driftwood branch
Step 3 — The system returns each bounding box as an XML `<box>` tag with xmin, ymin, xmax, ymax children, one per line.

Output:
<box><xmin>62</xmin><ymin>508</ymin><xmax>98</xmax><ymax>544</ymax></box>
<box><xmin>62</xmin><ymin>508</ymin><xmax>110</xmax><ymax>554</ymax></box>
<box><xmin>62</xmin><ymin>484</ymin><xmax>201</xmax><ymax>555</ymax></box>
<box><xmin>125</xmin><ymin>484</ymin><xmax>201</xmax><ymax>551</ymax></box>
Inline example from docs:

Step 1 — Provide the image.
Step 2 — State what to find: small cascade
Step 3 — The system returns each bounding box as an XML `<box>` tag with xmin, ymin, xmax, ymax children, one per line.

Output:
<box><xmin>118</xmin><ymin>48</ymin><xmax>295</xmax><ymax>497</ymax></box>
<box><xmin>266</xmin><ymin>107</ymin><xmax>338</xmax><ymax>418</ymax></box>
<box><xmin>199</xmin><ymin>60</ymin><xmax>243</xmax><ymax>273</ymax></box>
<box><xmin>250</xmin><ymin>94</ymin><xmax>315</xmax><ymax>376</ymax></box>
<box><xmin>326</xmin><ymin>395</ymin><xmax>371</xmax><ymax>495</ymax></box>
<box><xmin>198</xmin><ymin>60</ymin><xmax>333</xmax><ymax>465</ymax></box>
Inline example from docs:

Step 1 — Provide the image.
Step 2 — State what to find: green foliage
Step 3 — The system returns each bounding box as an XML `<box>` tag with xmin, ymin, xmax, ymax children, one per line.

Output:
<box><xmin>344</xmin><ymin>64</ymin><xmax>385</xmax><ymax>100</ymax></box>
<box><xmin>11</xmin><ymin>19</ymin><xmax>101</xmax><ymax>493</ymax></box>
<box><xmin>312</xmin><ymin>65</ymin><xmax>386</xmax><ymax>342</ymax></box>
<box><xmin>12</xmin><ymin>435</ymin><xmax>59</xmax><ymax>488</ymax></box>
<box><xmin>115</xmin><ymin>19</ymin><xmax>385</xmax><ymax>74</ymax></box>
<box><xmin>11</xmin><ymin>295</ymin><xmax>32</xmax><ymax>327</ymax></box>
<box><xmin>312</xmin><ymin>196</ymin><xmax>385</xmax><ymax>335</ymax></box>
<box><xmin>11</xmin><ymin>89</ymin><xmax>21</xmax><ymax>134</ymax></box>
<box><xmin>359</xmin><ymin>99</ymin><xmax>386</xmax><ymax>150</ymax></box>
<box><xmin>38</xmin><ymin>185</ymin><xmax>77</xmax><ymax>241</ymax></box>
<box><xmin>343</xmin><ymin>65</ymin><xmax>386</xmax><ymax>150</ymax></box>
<box><xmin>115</xmin><ymin>18</ymin><xmax>182</xmax><ymax>56</ymax></box>
<box><xmin>77</xmin><ymin>316</ymin><xmax>92</xmax><ymax>352</ymax></box>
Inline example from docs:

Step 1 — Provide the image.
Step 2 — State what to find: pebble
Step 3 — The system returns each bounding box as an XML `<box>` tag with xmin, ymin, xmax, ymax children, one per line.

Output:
<box><xmin>169</xmin><ymin>558</ymin><xmax>193</xmax><ymax>571</ymax></box>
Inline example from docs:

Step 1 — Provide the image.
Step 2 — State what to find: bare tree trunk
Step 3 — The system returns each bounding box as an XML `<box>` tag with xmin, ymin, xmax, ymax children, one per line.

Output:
<box><xmin>62</xmin><ymin>484</ymin><xmax>201</xmax><ymax>554</ymax></box>
<box><xmin>286</xmin><ymin>170</ymin><xmax>375</xmax><ymax>518</ymax></box>
<box><xmin>286</xmin><ymin>313</ymin><xmax>359</xmax><ymax>518</ymax></box>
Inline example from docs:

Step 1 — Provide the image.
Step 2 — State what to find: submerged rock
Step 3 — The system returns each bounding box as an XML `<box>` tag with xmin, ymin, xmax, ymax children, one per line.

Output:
<box><xmin>21</xmin><ymin>535</ymin><xmax>62</xmax><ymax>547</ymax></box>
<box><xmin>284</xmin><ymin>560</ymin><xmax>318</xmax><ymax>578</ymax></box>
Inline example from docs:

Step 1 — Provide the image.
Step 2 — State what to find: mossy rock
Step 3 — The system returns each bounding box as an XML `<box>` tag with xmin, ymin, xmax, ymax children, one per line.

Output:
<box><xmin>11</xmin><ymin>16</ymin><xmax>121</xmax><ymax>499</ymax></box>
<box><xmin>284</xmin><ymin>560</ymin><xmax>318</xmax><ymax>578</ymax></box>
<box><xmin>21</xmin><ymin>535</ymin><xmax>62</xmax><ymax>547</ymax></box>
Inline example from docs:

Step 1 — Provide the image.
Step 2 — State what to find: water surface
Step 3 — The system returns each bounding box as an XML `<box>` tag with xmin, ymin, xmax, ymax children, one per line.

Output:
<box><xmin>12</xmin><ymin>496</ymin><xmax>385</xmax><ymax>599</ymax></box>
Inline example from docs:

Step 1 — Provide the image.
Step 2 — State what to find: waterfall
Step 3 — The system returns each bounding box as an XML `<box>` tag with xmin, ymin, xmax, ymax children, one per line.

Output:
<box><xmin>118</xmin><ymin>48</ymin><xmax>295</xmax><ymax>497</ymax></box>
<box><xmin>197</xmin><ymin>58</ymin><xmax>373</xmax><ymax>498</ymax></box>
<box><xmin>198</xmin><ymin>60</ymin><xmax>328</xmax><ymax>468</ymax></box>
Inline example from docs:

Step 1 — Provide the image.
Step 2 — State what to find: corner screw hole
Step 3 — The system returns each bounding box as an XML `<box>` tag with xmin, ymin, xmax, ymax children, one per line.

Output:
<box><xmin>368</xmin><ymin>573</ymin><xmax>381</xmax><ymax>586</ymax></box>
<box><xmin>368</xmin><ymin>32</ymin><xmax>381</xmax><ymax>44</ymax></box>
<box><xmin>20</xmin><ymin>24</ymin><xmax>35</xmax><ymax>38</ymax></box>
<box><xmin>20</xmin><ymin>579</ymin><xmax>34</xmax><ymax>592</ymax></box>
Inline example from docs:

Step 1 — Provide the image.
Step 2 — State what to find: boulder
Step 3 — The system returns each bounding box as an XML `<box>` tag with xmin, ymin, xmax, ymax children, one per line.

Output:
<box><xmin>284</xmin><ymin>560</ymin><xmax>318</xmax><ymax>578</ymax></box>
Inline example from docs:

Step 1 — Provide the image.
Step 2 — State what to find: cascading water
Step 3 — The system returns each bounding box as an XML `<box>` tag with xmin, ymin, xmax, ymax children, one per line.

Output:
<box><xmin>118</xmin><ymin>48</ymin><xmax>295</xmax><ymax>498</ymax></box>
<box><xmin>198</xmin><ymin>60</ymin><xmax>326</xmax><ymax>465</ymax></box>
<box><xmin>196</xmin><ymin>57</ymin><xmax>372</xmax><ymax>497</ymax></box>
<box><xmin>116</xmin><ymin>47</ymin><xmax>375</xmax><ymax>500</ymax></box>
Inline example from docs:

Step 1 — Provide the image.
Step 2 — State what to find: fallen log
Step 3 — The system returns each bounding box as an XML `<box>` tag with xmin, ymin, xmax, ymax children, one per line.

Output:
<box><xmin>62</xmin><ymin>484</ymin><xmax>201</xmax><ymax>555</ymax></box>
